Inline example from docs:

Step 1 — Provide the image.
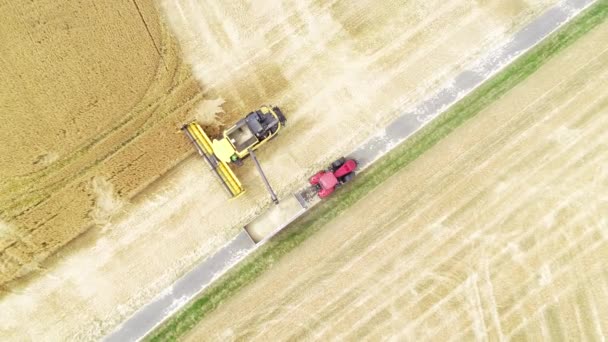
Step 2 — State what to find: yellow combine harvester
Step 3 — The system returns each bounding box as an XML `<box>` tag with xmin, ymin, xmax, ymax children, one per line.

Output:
<box><xmin>181</xmin><ymin>105</ymin><xmax>286</xmax><ymax>204</ymax></box>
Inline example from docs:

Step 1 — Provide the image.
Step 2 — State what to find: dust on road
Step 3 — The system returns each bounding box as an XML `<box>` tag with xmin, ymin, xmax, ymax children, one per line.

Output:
<box><xmin>186</xmin><ymin>18</ymin><xmax>608</xmax><ymax>342</ymax></box>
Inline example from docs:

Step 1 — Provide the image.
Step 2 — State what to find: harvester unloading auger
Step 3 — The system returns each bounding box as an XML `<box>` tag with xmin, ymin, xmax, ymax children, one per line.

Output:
<box><xmin>181</xmin><ymin>105</ymin><xmax>286</xmax><ymax>204</ymax></box>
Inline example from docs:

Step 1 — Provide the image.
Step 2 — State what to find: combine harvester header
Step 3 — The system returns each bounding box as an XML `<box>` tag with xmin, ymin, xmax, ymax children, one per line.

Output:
<box><xmin>181</xmin><ymin>105</ymin><xmax>286</xmax><ymax>203</ymax></box>
<box><xmin>182</xmin><ymin>122</ymin><xmax>245</xmax><ymax>197</ymax></box>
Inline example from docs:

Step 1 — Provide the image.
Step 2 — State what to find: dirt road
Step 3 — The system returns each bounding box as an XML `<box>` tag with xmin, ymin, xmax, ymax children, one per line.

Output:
<box><xmin>0</xmin><ymin>0</ymin><xmax>558</xmax><ymax>340</ymax></box>
<box><xmin>186</xmin><ymin>19</ymin><xmax>608</xmax><ymax>341</ymax></box>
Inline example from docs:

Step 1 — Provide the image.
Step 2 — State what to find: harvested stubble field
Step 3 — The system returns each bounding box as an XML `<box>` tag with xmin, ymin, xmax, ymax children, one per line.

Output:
<box><xmin>184</xmin><ymin>12</ymin><xmax>608</xmax><ymax>342</ymax></box>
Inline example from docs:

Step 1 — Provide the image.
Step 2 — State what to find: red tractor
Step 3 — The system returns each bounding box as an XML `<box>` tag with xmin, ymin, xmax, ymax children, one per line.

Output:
<box><xmin>309</xmin><ymin>157</ymin><xmax>358</xmax><ymax>198</ymax></box>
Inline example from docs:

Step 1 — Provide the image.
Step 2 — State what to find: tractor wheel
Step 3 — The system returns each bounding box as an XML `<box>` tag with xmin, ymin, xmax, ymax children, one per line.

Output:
<box><xmin>341</xmin><ymin>172</ymin><xmax>355</xmax><ymax>184</ymax></box>
<box><xmin>330</xmin><ymin>157</ymin><xmax>346</xmax><ymax>171</ymax></box>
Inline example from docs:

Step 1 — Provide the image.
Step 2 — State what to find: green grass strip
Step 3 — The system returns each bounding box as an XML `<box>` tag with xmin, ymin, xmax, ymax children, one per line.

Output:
<box><xmin>148</xmin><ymin>2</ymin><xmax>608</xmax><ymax>340</ymax></box>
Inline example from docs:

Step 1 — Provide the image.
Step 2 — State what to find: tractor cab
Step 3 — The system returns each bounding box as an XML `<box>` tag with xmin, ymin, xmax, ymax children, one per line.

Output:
<box><xmin>319</xmin><ymin>172</ymin><xmax>339</xmax><ymax>190</ymax></box>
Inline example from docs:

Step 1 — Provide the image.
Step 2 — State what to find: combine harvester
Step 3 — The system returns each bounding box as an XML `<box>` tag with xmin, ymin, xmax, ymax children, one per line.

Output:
<box><xmin>182</xmin><ymin>104</ymin><xmax>358</xmax><ymax>243</ymax></box>
<box><xmin>182</xmin><ymin>105</ymin><xmax>286</xmax><ymax>204</ymax></box>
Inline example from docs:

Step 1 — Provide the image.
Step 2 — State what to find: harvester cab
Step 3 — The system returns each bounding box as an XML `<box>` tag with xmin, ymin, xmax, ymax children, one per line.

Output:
<box><xmin>181</xmin><ymin>105</ymin><xmax>286</xmax><ymax>204</ymax></box>
<box><xmin>213</xmin><ymin>106</ymin><xmax>285</xmax><ymax>164</ymax></box>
